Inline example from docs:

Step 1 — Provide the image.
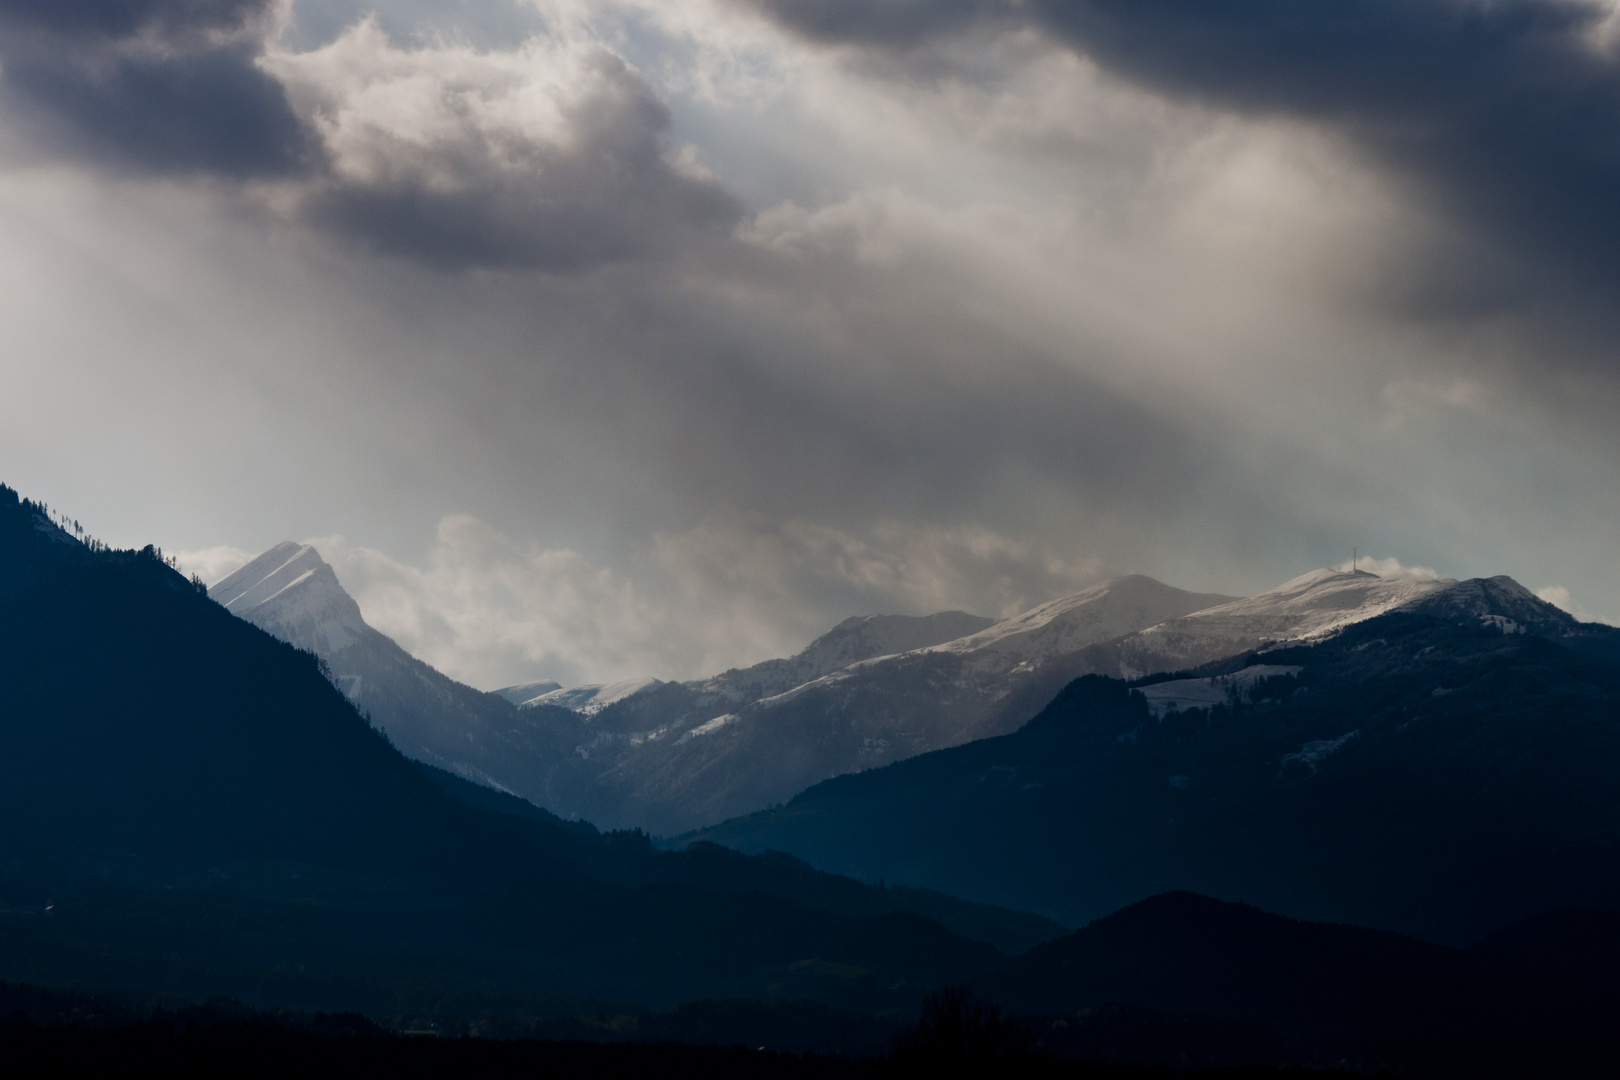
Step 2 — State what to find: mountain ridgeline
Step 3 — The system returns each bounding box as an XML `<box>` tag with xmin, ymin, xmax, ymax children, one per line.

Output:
<box><xmin>530</xmin><ymin>576</ymin><xmax>1240</xmax><ymax>832</ymax></box>
<box><xmin>686</xmin><ymin>594</ymin><xmax>1620</xmax><ymax>943</ymax></box>
<box><xmin>0</xmin><ymin>484</ymin><xmax>1063</xmax><ymax>1017</ymax></box>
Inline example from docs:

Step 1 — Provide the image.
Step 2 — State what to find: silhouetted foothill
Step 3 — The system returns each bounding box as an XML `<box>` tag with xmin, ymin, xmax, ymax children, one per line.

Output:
<box><xmin>891</xmin><ymin>985</ymin><xmax>1037</xmax><ymax>1067</ymax></box>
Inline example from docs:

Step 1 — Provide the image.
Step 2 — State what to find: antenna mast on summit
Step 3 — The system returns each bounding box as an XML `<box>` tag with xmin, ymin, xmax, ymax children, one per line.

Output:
<box><xmin>1353</xmin><ymin>547</ymin><xmax>1357</xmax><ymax>573</ymax></box>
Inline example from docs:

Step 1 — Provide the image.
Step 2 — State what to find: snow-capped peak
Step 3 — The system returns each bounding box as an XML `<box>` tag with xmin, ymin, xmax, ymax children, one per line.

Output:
<box><xmin>209</xmin><ymin>542</ymin><xmax>369</xmax><ymax>655</ymax></box>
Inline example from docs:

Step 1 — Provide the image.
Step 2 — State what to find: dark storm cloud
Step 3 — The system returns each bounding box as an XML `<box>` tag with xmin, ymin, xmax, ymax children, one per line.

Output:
<box><xmin>0</xmin><ymin>0</ymin><xmax>267</xmax><ymax>38</ymax></box>
<box><xmin>753</xmin><ymin>0</ymin><xmax>1620</xmax><ymax>300</ymax></box>
<box><xmin>0</xmin><ymin>0</ymin><xmax>314</xmax><ymax>176</ymax></box>
<box><xmin>750</xmin><ymin>0</ymin><xmax>996</xmax><ymax>47</ymax></box>
<box><xmin>297</xmin><ymin>51</ymin><xmax>743</xmax><ymax>272</ymax></box>
<box><xmin>0</xmin><ymin>1</ymin><xmax>740</xmax><ymax>269</ymax></box>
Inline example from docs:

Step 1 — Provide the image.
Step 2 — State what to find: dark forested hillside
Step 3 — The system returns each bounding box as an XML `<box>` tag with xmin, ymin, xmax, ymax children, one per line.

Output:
<box><xmin>972</xmin><ymin>892</ymin><xmax>1620</xmax><ymax>1076</ymax></box>
<box><xmin>686</xmin><ymin>608</ymin><xmax>1620</xmax><ymax>943</ymax></box>
<box><xmin>0</xmin><ymin>484</ymin><xmax>1059</xmax><ymax>1017</ymax></box>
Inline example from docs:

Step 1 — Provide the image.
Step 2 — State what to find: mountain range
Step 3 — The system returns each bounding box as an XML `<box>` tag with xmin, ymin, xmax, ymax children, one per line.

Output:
<box><xmin>211</xmin><ymin>541</ymin><xmax>1598</xmax><ymax>846</ymax></box>
<box><xmin>686</xmin><ymin>585</ymin><xmax>1620</xmax><ymax>942</ymax></box>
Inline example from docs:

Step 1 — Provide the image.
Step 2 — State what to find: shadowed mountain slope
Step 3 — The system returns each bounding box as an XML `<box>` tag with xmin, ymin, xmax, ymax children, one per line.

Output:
<box><xmin>974</xmin><ymin>892</ymin><xmax>1620</xmax><ymax>1076</ymax></box>
<box><xmin>686</xmin><ymin>601</ymin><xmax>1620</xmax><ymax>943</ymax></box>
<box><xmin>1467</xmin><ymin>907</ymin><xmax>1620</xmax><ymax>994</ymax></box>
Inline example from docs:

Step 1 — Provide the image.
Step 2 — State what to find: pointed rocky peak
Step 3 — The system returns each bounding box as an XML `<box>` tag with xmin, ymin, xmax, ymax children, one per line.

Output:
<box><xmin>210</xmin><ymin>542</ymin><xmax>369</xmax><ymax>655</ymax></box>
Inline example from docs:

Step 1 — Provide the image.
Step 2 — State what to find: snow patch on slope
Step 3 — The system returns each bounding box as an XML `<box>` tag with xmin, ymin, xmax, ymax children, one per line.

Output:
<box><xmin>930</xmin><ymin>575</ymin><xmax>1239</xmax><ymax>661</ymax></box>
<box><xmin>1139</xmin><ymin>665</ymin><xmax>1303</xmax><ymax>718</ymax></box>
<box><xmin>521</xmin><ymin>675</ymin><xmax>664</xmax><ymax>715</ymax></box>
<box><xmin>492</xmin><ymin>679</ymin><xmax>562</xmax><ymax>705</ymax></box>
<box><xmin>1281</xmin><ymin>730</ymin><xmax>1359</xmax><ymax>776</ymax></box>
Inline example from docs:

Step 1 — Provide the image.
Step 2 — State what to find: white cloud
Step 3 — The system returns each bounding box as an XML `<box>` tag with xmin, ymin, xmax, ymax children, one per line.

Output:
<box><xmin>175</xmin><ymin>545</ymin><xmax>255</xmax><ymax>584</ymax></box>
<box><xmin>307</xmin><ymin>510</ymin><xmax>1105</xmax><ymax>690</ymax></box>
<box><xmin>256</xmin><ymin>14</ymin><xmax>738</xmax><ymax>268</ymax></box>
<box><xmin>1330</xmin><ymin>555</ymin><xmax>1442</xmax><ymax>580</ymax></box>
<box><xmin>1379</xmin><ymin>377</ymin><xmax>1494</xmax><ymax>431</ymax></box>
<box><xmin>1536</xmin><ymin>585</ymin><xmax>1612</xmax><ymax>626</ymax></box>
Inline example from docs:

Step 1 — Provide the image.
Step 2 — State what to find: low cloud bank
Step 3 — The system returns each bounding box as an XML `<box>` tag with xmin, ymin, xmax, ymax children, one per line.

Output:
<box><xmin>301</xmin><ymin>512</ymin><xmax>1104</xmax><ymax>690</ymax></box>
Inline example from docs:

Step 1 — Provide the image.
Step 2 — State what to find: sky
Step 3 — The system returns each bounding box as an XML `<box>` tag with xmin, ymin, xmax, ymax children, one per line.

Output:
<box><xmin>2</xmin><ymin>0</ymin><xmax>1617</xmax><ymax>689</ymax></box>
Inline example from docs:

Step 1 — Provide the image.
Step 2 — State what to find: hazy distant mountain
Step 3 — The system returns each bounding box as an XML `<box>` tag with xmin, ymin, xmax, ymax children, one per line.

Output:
<box><xmin>685</xmin><ymin>587</ymin><xmax>1620</xmax><ymax>944</ymax></box>
<box><xmin>494</xmin><ymin>612</ymin><xmax>995</xmax><ymax>716</ymax></box>
<box><xmin>525</xmin><ymin>576</ymin><xmax>1236</xmax><ymax>833</ymax></box>
<box><xmin>0</xmin><ymin>482</ymin><xmax>1061</xmax><ymax>1016</ymax></box>
<box><xmin>211</xmin><ymin>543</ymin><xmax>593</xmax><ymax>801</ymax></box>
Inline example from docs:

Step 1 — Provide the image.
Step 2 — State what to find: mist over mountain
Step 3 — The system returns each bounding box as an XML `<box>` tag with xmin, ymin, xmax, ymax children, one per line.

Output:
<box><xmin>212</xmin><ymin>539</ymin><xmax>1599</xmax><ymax>856</ymax></box>
<box><xmin>687</xmin><ymin>587</ymin><xmax>1620</xmax><ymax>943</ymax></box>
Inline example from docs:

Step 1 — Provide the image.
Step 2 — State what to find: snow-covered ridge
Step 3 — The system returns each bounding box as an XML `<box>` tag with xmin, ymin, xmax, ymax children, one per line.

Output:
<box><xmin>518</xmin><ymin>675</ymin><xmax>664</xmax><ymax>715</ymax></box>
<box><xmin>1164</xmin><ymin>568</ymin><xmax>1454</xmax><ymax>641</ymax></box>
<box><xmin>492</xmin><ymin>679</ymin><xmax>561</xmax><ymax>705</ymax></box>
<box><xmin>928</xmin><ymin>575</ymin><xmax>1240</xmax><ymax>660</ymax></box>
<box><xmin>1102</xmin><ymin>568</ymin><xmax>1459</xmax><ymax>679</ymax></box>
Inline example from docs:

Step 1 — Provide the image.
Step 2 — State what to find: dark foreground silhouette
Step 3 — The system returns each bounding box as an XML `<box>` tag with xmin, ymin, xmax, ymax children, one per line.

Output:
<box><xmin>0</xmin><ymin>1015</ymin><xmax>1355</xmax><ymax>1080</ymax></box>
